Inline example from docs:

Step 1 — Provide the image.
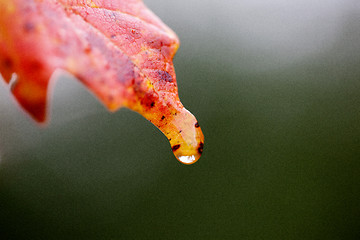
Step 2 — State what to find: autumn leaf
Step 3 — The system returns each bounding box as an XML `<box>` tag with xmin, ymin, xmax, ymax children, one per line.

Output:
<box><xmin>0</xmin><ymin>0</ymin><xmax>204</xmax><ymax>164</ymax></box>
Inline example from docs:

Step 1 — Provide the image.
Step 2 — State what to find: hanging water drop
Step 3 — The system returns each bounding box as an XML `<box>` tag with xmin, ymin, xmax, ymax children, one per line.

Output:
<box><xmin>177</xmin><ymin>155</ymin><xmax>196</xmax><ymax>165</ymax></box>
<box><xmin>167</xmin><ymin>109</ymin><xmax>204</xmax><ymax>164</ymax></box>
<box><xmin>133</xmin><ymin>99</ymin><xmax>204</xmax><ymax>164</ymax></box>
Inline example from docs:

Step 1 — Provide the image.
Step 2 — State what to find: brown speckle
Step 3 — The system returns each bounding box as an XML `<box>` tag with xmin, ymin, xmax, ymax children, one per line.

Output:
<box><xmin>150</xmin><ymin>102</ymin><xmax>155</xmax><ymax>108</ymax></box>
<box><xmin>23</xmin><ymin>22</ymin><xmax>35</xmax><ymax>32</ymax></box>
<box><xmin>197</xmin><ymin>142</ymin><xmax>204</xmax><ymax>154</ymax></box>
<box><xmin>84</xmin><ymin>46</ymin><xmax>92</xmax><ymax>54</ymax></box>
<box><xmin>157</xmin><ymin>70</ymin><xmax>173</xmax><ymax>82</ymax></box>
<box><xmin>172</xmin><ymin>144</ymin><xmax>181</xmax><ymax>152</ymax></box>
<box><xmin>195</xmin><ymin>122</ymin><xmax>200</xmax><ymax>128</ymax></box>
<box><xmin>129</xmin><ymin>29</ymin><xmax>141</xmax><ymax>38</ymax></box>
<box><xmin>161</xmin><ymin>116</ymin><xmax>165</xmax><ymax>120</ymax></box>
<box><xmin>29</xmin><ymin>61</ymin><xmax>42</xmax><ymax>71</ymax></box>
<box><xmin>2</xmin><ymin>58</ymin><xmax>13</xmax><ymax>69</ymax></box>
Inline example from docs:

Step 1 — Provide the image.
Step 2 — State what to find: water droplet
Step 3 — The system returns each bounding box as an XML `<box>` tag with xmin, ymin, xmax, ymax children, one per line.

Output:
<box><xmin>177</xmin><ymin>155</ymin><xmax>197</xmax><ymax>165</ymax></box>
<box><xmin>130</xmin><ymin>93</ymin><xmax>204</xmax><ymax>165</ymax></box>
<box><xmin>167</xmin><ymin>109</ymin><xmax>204</xmax><ymax>165</ymax></box>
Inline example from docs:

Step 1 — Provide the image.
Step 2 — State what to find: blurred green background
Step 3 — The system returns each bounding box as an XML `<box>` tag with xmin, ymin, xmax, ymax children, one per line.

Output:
<box><xmin>1</xmin><ymin>0</ymin><xmax>360</xmax><ymax>239</ymax></box>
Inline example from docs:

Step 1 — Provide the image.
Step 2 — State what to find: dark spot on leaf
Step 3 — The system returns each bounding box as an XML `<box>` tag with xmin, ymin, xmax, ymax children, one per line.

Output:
<box><xmin>198</xmin><ymin>142</ymin><xmax>204</xmax><ymax>154</ymax></box>
<box><xmin>195</xmin><ymin>122</ymin><xmax>200</xmax><ymax>128</ymax></box>
<box><xmin>28</xmin><ymin>61</ymin><xmax>42</xmax><ymax>71</ymax></box>
<box><xmin>172</xmin><ymin>144</ymin><xmax>181</xmax><ymax>152</ymax></box>
<box><xmin>2</xmin><ymin>58</ymin><xmax>13</xmax><ymax>69</ymax></box>
<box><xmin>84</xmin><ymin>46</ymin><xmax>92</xmax><ymax>54</ymax></box>
<box><xmin>161</xmin><ymin>116</ymin><xmax>165</xmax><ymax>120</ymax></box>
<box><xmin>23</xmin><ymin>22</ymin><xmax>35</xmax><ymax>32</ymax></box>
<box><xmin>129</xmin><ymin>29</ymin><xmax>141</xmax><ymax>38</ymax></box>
<box><xmin>179</xmin><ymin>130</ymin><xmax>182</xmax><ymax>133</ymax></box>
<box><xmin>150</xmin><ymin>102</ymin><xmax>155</xmax><ymax>108</ymax></box>
<box><xmin>157</xmin><ymin>70</ymin><xmax>173</xmax><ymax>82</ymax></box>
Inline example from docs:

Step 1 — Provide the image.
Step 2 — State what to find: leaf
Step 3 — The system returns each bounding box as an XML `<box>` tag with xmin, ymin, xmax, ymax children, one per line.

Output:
<box><xmin>0</xmin><ymin>0</ymin><xmax>204</xmax><ymax>164</ymax></box>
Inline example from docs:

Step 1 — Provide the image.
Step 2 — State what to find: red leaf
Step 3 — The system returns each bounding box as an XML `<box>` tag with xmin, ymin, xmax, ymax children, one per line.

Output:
<box><xmin>0</xmin><ymin>0</ymin><xmax>204</xmax><ymax>164</ymax></box>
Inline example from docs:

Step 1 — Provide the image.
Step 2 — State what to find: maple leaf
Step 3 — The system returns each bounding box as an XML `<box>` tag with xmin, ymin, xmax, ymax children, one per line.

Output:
<box><xmin>0</xmin><ymin>0</ymin><xmax>204</xmax><ymax>164</ymax></box>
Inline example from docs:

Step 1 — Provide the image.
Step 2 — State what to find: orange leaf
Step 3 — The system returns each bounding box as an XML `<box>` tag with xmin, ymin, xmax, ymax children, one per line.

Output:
<box><xmin>0</xmin><ymin>0</ymin><xmax>204</xmax><ymax>164</ymax></box>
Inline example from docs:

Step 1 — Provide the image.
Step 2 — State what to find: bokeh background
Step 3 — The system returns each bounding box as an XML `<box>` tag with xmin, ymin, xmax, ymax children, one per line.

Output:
<box><xmin>1</xmin><ymin>0</ymin><xmax>360</xmax><ymax>239</ymax></box>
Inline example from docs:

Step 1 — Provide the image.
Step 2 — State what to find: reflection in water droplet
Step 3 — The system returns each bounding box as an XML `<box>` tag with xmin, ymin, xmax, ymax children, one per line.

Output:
<box><xmin>177</xmin><ymin>155</ymin><xmax>196</xmax><ymax>165</ymax></box>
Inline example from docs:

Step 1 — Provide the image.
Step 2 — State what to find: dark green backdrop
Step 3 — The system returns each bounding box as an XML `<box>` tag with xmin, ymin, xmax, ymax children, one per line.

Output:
<box><xmin>1</xmin><ymin>0</ymin><xmax>359</xmax><ymax>239</ymax></box>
